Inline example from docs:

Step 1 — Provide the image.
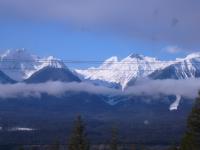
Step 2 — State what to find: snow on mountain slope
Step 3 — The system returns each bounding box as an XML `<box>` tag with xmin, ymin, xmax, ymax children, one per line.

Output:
<box><xmin>169</xmin><ymin>95</ymin><xmax>181</xmax><ymax>111</ymax></box>
<box><xmin>175</xmin><ymin>52</ymin><xmax>200</xmax><ymax>78</ymax></box>
<box><xmin>149</xmin><ymin>52</ymin><xmax>200</xmax><ymax>79</ymax></box>
<box><xmin>76</xmin><ymin>54</ymin><xmax>172</xmax><ymax>89</ymax></box>
<box><xmin>0</xmin><ymin>49</ymin><xmax>67</xmax><ymax>81</ymax></box>
<box><xmin>26</xmin><ymin>56</ymin><xmax>67</xmax><ymax>79</ymax></box>
<box><xmin>25</xmin><ymin>67</ymin><xmax>81</xmax><ymax>83</ymax></box>
<box><xmin>1</xmin><ymin>49</ymin><xmax>200</xmax><ymax>90</ymax></box>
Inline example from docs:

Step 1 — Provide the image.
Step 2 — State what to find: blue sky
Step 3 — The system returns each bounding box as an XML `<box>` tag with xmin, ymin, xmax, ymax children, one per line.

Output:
<box><xmin>0</xmin><ymin>20</ymin><xmax>187</xmax><ymax>61</ymax></box>
<box><xmin>0</xmin><ymin>0</ymin><xmax>198</xmax><ymax>68</ymax></box>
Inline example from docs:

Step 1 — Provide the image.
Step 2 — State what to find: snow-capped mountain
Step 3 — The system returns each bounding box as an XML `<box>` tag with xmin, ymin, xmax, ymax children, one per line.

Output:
<box><xmin>1</xmin><ymin>49</ymin><xmax>200</xmax><ymax>90</ymax></box>
<box><xmin>25</xmin><ymin>67</ymin><xmax>81</xmax><ymax>83</ymax></box>
<box><xmin>149</xmin><ymin>53</ymin><xmax>200</xmax><ymax>79</ymax></box>
<box><xmin>76</xmin><ymin>53</ymin><xmax>200</xmax><ymax>89</ymax></box>
<box><xmin>0</xmin><ymin>49</ymin><xmax>67</xmax><ymax>81</ymax></box>
<box><xmin>0</xmin><ymin>49</ymin><xmax>198</xmax><ymax>111</ymax></box>
<box><xmin>76</xmin><ymin>54</ymin><xmax>172</xmax><ymax>89</ymax></box>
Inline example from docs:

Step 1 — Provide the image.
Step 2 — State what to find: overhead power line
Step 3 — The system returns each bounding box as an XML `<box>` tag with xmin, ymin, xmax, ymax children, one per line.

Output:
<box><xmin>0</xmin><ymin>59</ymin><xmax>198</xmax><ymax>71</ymax></box>
<box><xmin>0</xmin><ymin>59</ymin><xmax>197</xmax><ymax>64</ymax></box>
<box><xmin>0</xmin><ymin>68</ymin><xmax>167</xmax><ymax>71</ymax></box>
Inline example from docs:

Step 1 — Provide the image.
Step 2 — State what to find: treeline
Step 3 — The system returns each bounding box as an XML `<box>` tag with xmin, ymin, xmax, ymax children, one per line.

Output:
<box><xmin>17</xmin><ymin>115</ymin><xmax>124</xmax><ymax>150</ymax></box>
<box><xmin>10</xmin><ymin>92</ymin><xmax>200</xmax><ymax>150</ymax></box>
<box><xmin>169</xmin><ymin>92</ymin><xmax>200</xmax><ymax>150</ymax></box>
<box><xmin>178</xmin><ymin>92</ymin><xmax>200</xmax><ymax>150</ymax></box>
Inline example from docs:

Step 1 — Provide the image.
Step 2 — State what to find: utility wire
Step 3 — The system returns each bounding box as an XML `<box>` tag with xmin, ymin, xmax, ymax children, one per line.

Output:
<box><xmin>0</xmin><ymin>59</ymin><xmax>197</xmax><ymax>71</ymax></box>
<box><xmin>0</xmin><ymin>67</ymin><xmax>196</xmax><ymax>71</ymax></box>
<box><xmin>0</xmin><ymin>68</ymin><xmax>167</xmax><ymax>71</ymax></box>
<box><xmin>0</xmin><ymin>59</ymin><xmax>193</xmax><ymax>64</ymax></box>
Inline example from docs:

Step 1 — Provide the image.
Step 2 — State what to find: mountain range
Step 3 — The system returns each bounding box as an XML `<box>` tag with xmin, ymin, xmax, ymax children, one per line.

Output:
<box><xmin>0</xmin><ymin>49</ymin><xmax>80</xmax><ymax>83</ymax></box>
<box><xmin>76</xmin><ymin>53</ymin><xmax>200</xmax><ymax>89</ymax></box>
<box><xmin>0</xmin><ymin>49</ymin><xmax>198</xmax><ymax>145</ymax></box>
<box><xmin>1</xmin><ymin>49</ymin><xmax>200</xmax><ymax>89</ymax></box>
<box><xmin>0</xmin><ymin>49</ymin><xmax>199</xmax><ymax>109</ymax></box>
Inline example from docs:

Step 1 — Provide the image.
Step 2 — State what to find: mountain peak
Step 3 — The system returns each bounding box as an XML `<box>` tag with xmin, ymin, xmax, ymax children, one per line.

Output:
<box><xmin>46</xmin><ymin>56</ymin><xmax>57</xmax><ymax>60</ymax></box>
<box><xmin>176</xmin><ymin>52</ymin><xmax>200</xmax><ymax>61</ymax></box>
<box><xmin>0</xmin><ymin>49</ymin><xmax>67</xmax><ymax>81</ymax></box>
<box><xmin>41</xmin><ymin>56</ymin><xmax>66</xmax><ymax>69</ymax></box>
<box><xmin>1</xmin><ymin>49</ymin><xmax>39</xmax><ymax>62</ymax></box>
<box><xmin>128</xmin><ymin>53</ymin><xmax>144</xmax><ymax>59</ymax></box>
<box><xmin>185</xmin><ymin>52</ymin><xmax>200</xmax><ymax>59</ymax></box>
<box><xmin>15</xmin><ymin>48</ymin><xmax>26</xmax><ymax>53</ymax></box>
<box><xmin>104</xmin><ymin>56</ymin><xmax>118</xmax><ymax>62</ymax></box>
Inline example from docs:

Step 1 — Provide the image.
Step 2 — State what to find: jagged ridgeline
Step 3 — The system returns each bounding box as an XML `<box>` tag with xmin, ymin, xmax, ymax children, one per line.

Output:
<box><xmin>0</xmin><ymin>49</ymin><xmax>197</xmax><ymax>147</ymax></box>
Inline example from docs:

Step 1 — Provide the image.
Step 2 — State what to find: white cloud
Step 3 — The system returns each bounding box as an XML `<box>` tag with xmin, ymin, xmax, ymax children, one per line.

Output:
<box><xmin>0</xmin><ymin>82</ymin><xmax>120</xmax><ymax>98</ymax></box>
<box><xmin>125</xmin><ymin>78</ymin><xmax>200</xmax><ymax>99</ymax></box>
<box><xmin>164</xmin><ymin>46</ymin><xmax>182</xmax><ymax>54</ymax></box>
<box><xmin>0</xmin><ymin>79</ymin><xmax>199</xmax><ymax>99</ymax></box>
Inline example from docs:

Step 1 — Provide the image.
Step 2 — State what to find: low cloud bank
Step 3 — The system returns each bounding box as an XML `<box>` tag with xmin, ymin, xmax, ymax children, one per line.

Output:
<box><xmin>0</xmin><ymin>82</ymin><xmax>119</xmax><ymax>98</ymax></box>
<box><xmin>126</xmin><ymin>78</ymin><xmax>200</xmax><ymax>99</ymax></box>
<box><xmin>0</xmin><ymin>78</ymin><xmax>199</xmax><ymax>99</ymax></box>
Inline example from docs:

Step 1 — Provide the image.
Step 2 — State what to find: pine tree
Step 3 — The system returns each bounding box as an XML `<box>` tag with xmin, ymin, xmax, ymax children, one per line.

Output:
<box><xmin>168</xmin><ymin>145</ymin><xmax>178</xmax><ymax>150</ymax></box>
<box><xmin>31</xmin><ymin>146</ymin><xmax>39</xmax><ymax>150</ymax></box>
<box><xmin>180</xmin><ymin>92</ymin><xmax>200</xmax><ymax>150</ymax></box>
<box><xmin>18</xmin><ymin>146</ymin><xmax>25</xmax><ymax>150</ymax></box>
<box><xmin>68</xmin><ymin>115</ymin><xmax>90</xmax><ymax>150</ymax></box>
<box><xmin>109</xmin><ymin>127</ymin><xmax>119</xmax><ymax>150</ymax></box>
<box><xmin>50</xmin><ymin>138</ymin><xmax>60</xmax><ymax>150</ymax></box>
<box><xmin>130</xmin><ymin>144</ymin><xmax>136</xmax><ymax>150</ymax></box>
